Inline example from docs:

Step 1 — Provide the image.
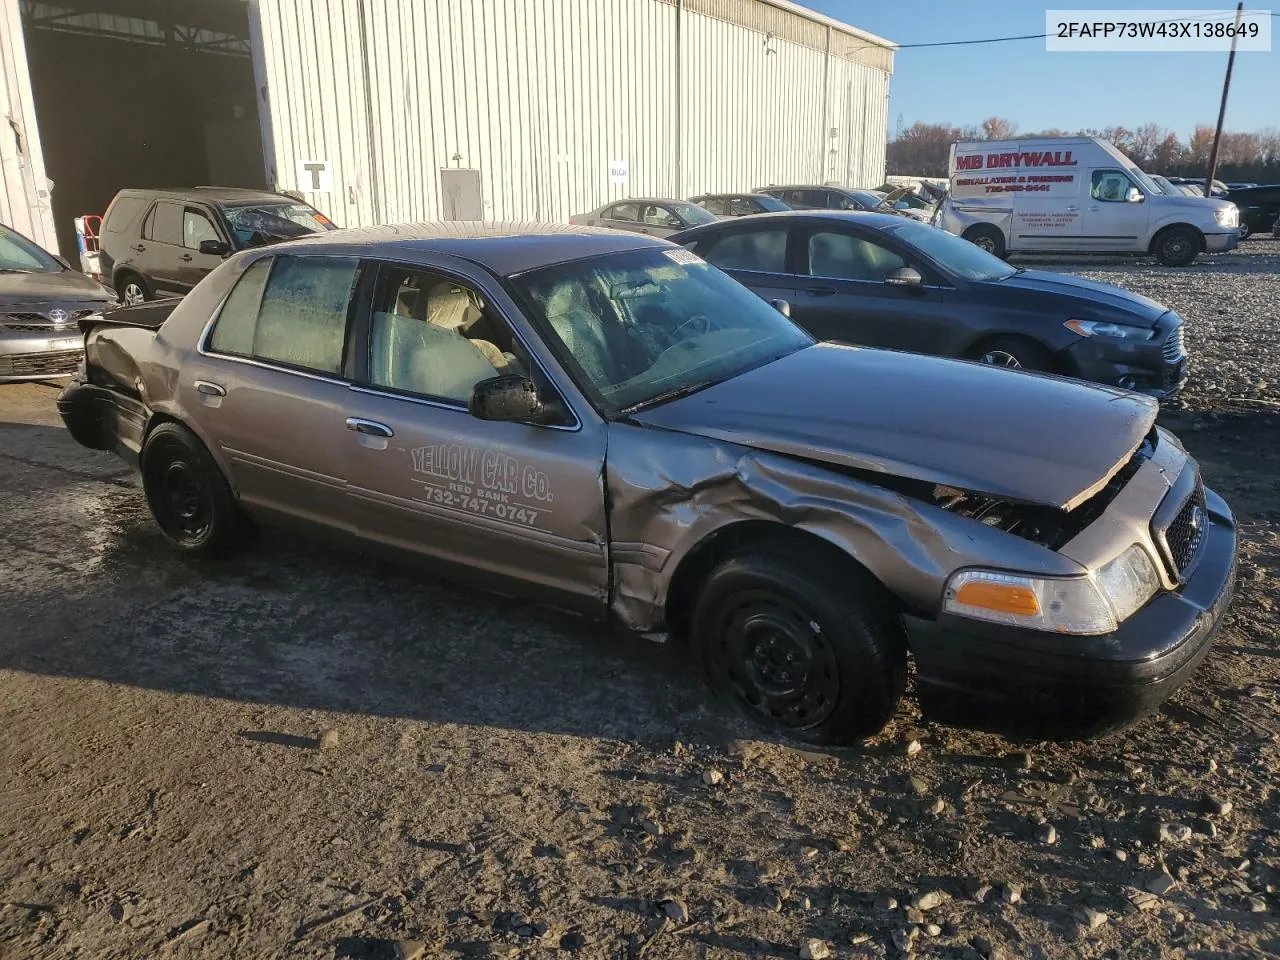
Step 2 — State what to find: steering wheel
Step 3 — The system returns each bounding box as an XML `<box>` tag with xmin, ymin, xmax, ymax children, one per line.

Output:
<box><xmin>671</xmin><ymin>314</ymin><xmax>713</xmax><ymax>341</ymax></box>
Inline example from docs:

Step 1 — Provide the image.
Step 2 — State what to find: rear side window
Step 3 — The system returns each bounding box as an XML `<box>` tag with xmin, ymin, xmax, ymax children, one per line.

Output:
<box><xmin>207</xmin><ymin>255</ymin><xmax>359</xmax><ymax>376</ymax></box>
<box><xmin>103</xmin><ymin>196</ymin><xmax>147</xmax><ymax>233</ymax></box>
<box><xmin>701</xmin><ymin>228</ymin><xmax>788</xmax><ymax>273</ymax></box>
<box><xmin>144</xmin><ymin>202</ymin><xmax>183</xmax><ymax>245</ymax></box>
<box><xmin>700</xmin><ymin>197</ymin><xmax>725</xmax><ymax>216</ymax></box>
<box><xmin>607</xmin><ymin>203</ymin><xmax>639</xmax><ymax>222</ymax></box>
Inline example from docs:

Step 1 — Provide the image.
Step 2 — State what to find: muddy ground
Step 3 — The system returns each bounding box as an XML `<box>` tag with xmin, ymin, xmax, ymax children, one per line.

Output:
<box><xmin>2</xmin><ymin>243</ymin><xmax>1279</xmax><ymax>960</ymax></box>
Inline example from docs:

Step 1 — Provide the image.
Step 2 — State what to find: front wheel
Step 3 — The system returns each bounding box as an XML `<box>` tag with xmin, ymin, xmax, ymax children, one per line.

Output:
<box><xmin>117</xmin><ymin>273</ymin><xmax>151</xmax><ymax>306</ymax></box>
<box><xmin>142</xmin><ymin>422</ymin><xmax>251</xmax><ymax>557</ymax></box>
<box><xmin>691</xmin><ymin>541</ymin><xmax>907</xmax><ymax>744</ymax></box>
<box><xmin>1153</xmin><ymin>226</ymin><xmax>1201</xmax><ymax>267</ymax></box>
<box><xmin>1237</xmin><ymin>223</ymin><xmax>1250</xmax><ymax>241</ymax></box>
<box><xmin>970</xmin><ymin>335</ymin><xmax>1053</xmax><ymax>372</ymax></box>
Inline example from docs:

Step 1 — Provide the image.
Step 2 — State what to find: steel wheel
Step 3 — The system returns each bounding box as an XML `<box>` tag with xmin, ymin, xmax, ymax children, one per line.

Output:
<box><xmin>973</xmin><ymin>235</ymin><xmax>997</xmax><ymax>253</ymax></box>
<box><xmin>981</xmin><ymin>350</ymin><xmax>1022</xmax><ymax>368</ymax></box>
<box><xmin>1238</xmin><ymin>223</ymin><xmax>1250</xmax><ymax>241</ymax></box>
<box><xmin>708</xmin><ymin>588</ymin><xmax>841</xmax><ymax>730</ymax></box>
<box><xmin>154</xmin><ymin>451</ymin><xmax>212</xmax><ymax>542</ymax></box>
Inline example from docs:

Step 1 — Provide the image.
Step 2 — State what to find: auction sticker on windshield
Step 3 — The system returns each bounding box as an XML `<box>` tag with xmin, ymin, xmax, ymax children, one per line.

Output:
<box><xmin>664</xmin><ymin>249</ymin><xmax>702</xmax><ymax>265</ymax></box>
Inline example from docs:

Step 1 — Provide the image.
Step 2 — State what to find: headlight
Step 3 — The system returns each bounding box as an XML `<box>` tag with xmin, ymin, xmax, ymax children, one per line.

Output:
<box><xmin>1064</xmin><ymin>319</ymin><xmax>1155</xmax><ymax>341</ymax></box>
<box><xmin>1215</xmin><ymin>205</ymin><xmax>1238</xmax><ymax>227</ymax></box>
<box><xmin>943</xmin><ymin>544</ymin><xmax>1161</xmax><ymax>636</ymax></box>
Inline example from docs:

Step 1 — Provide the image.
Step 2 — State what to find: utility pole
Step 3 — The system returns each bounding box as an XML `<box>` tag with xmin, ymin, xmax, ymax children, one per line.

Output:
<box><xmin>1204</xmin><ymin>1</ymin><xmax>1244</xmax><ymax>197</ymax></box>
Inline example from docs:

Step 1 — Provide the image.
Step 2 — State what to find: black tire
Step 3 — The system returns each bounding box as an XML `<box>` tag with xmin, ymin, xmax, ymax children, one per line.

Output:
<box><xmin>1152</xmin><ymin>226</ymin><xmax>1201</xmax><ymax>267</ymax></box>
<box><xmin>691</xmin><ymin>540</ymin><xmax>907</xmax><ymax>745</ymax></box>
<box><xmin>969</xmin><ymin>335</ymin><xmax>1053</xmax><ymax>372</ymax></box>
<box><xmin>962</xmin><ymin>224</ymin><xmax>1006</xmax><ymax>259</ymax></box>
<box><xmin>116</xmin><ymin>272</ymin><xmax>151</xmax><ymax>306</ymax></box>
<box><xmin>142</xmin><ymin>422</ymin><xmax>251</xmax><ymax>557</ymax></box>
<box><xmin>1237</xmin><ymin>223</ymin><xmax>1250</xmax><ymax>241</ymax></box>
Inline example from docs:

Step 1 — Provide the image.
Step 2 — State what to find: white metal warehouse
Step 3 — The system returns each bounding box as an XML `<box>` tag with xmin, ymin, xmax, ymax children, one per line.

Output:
<box><xmin>1</xmin><ymin>0</ymin><xmax>895</xmax><ymax>260</ymax></box>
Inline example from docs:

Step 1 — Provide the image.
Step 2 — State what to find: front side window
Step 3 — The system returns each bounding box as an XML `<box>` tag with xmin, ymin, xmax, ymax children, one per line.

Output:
<box><xmin>511</xmin><ymin>248</ymin><xmax>812</xmax><ymax>413</ymax></box>
<box><xmin>806</xmin><ymin>230</ymin><xmax>906</xmax><ymax>282</ymax></box>
<box><xmin>1091</xmin><ymin>170</ymin><xmax>1136</xmax><ymax>203</ymax></box>
<box><xmin>701</xmin><ymin>227</ymin><xmax>788</xmax><ymax>273</ymax></box>
<box><xmin>754</xmin><ymin>195</ymin><xmax>790</xmax><ymax>212</ymax></box>
<box><xmin>144</xmin><ymin>202</ymin><xmax>183</xmax><ymax>245</ymax></box>
<box><xmin>207</xmin><ymin>255</ymin><xmax>358</xmax><ymax>375</ymax></box>
<box><xmin>183</xmin><ymin>209</ymin><xmax>220</xmax><ymax>250</ymax></box>
<box><xmin>888</xmin><ymin>220</ymin><xmax>1014</xmax><ymax>282</ymax></box>
<box><xmin>699</xmin><ymin>197</ymin><xmax>725</xmax><ymax>216</ymax></box>
<box><xmin>367</xmin><ymin>266</ymin><xmax>529</xmax><ymax>404</ymax></box>
<box><xmin>728</xmin><ymin>197</ymin><xmax>754</xmax><ymax>217</ymax></box>
<box><xmin>643</xmin><ymin>204</ymin><xmax>681</xmax><ymax>229</ymax></box>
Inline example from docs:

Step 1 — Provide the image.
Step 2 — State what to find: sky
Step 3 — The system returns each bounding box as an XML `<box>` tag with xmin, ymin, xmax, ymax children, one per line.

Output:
<box><xmin>800</xmin><ymin>1</ymin><xmax>1279</xmax><ymax>139</ymax></box>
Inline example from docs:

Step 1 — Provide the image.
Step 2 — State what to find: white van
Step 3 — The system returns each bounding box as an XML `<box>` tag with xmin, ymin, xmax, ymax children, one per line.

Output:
<box><xmin>936</xmin><ymin>137</ymin><xmax>1239</xmax><ymax>266</ymax></box>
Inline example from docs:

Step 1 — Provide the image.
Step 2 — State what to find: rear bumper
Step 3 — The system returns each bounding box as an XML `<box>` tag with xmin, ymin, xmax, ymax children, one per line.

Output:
<box><xmin>56</xmin><ymin>380</ymin><xmax>146</xmax><ymax>466</ymax></box>
<box><xmin>1204</xmin><ymin>231</ymin><xmax>1239</xmax><ymax>254</ymax></box>
<box><xmin>905</xmin><ymin>486</ymin><xmax>1236</xmax><ymax>739</ymax></box>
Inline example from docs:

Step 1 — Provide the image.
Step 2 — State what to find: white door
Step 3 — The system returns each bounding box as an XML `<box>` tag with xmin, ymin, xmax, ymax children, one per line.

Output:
<box><xmin>440</xmin><ymin>169</ymin><xmax>483</xmax><ymax>220</ymax></box>
<box><xmin>1078</xmin><ymin>168</ymin><xmax>1151</xmax><ymax>251</ymax></box>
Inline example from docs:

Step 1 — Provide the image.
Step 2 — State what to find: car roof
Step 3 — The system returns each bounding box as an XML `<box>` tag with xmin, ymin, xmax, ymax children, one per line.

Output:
<box><xmin>281</xmin><ymin>220</ymin><xmax>666</xmax><ymax>275</ymax></box>
<box><xmin>114</xmin><ymin>187</ymin><xmax>298</xmax><ymax>205</ymax></box>
<box><xmin>604</xmin><ymin>197</ymin><xmax>688</xmax><ymax>205</ymax></box>
<box><xmin>671</xmin><ymin>209</ymin><xmax>907</xmax><ymax>236</ymax></box>
<box><xmin>692</xmin><ymin>192</ymin><xmax>776</xmax><ymax>200</ymax></box>
<box><xmin>756</xmin><ymin>185</ymin><xmax>853</xmax><ymax>193</ymax></box>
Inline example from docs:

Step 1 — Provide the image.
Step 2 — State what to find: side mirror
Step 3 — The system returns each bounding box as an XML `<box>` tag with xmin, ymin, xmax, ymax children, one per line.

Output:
<box><xmin>470</xmin><ymin>375</ymin><xmax>542</xmax><ymax>422</ymax></box>
<box><xmin>199</xmin><ymin>239</ymin><xmax>231</xmax><ymax>256</ymax></box>
<box><xmin>769</xmin><ymin>298</ymin><xmax>791</xmax><ymax>318</ymax></box>
<box><xmin>1126</xmin><ymin>187</ymin><xmax>1145</xmax><ymax>203</ymax></box>
<box><xmin>885</xmin><ymin>266</ymin><xmax>923</xmax><ymax>287</ymax></box>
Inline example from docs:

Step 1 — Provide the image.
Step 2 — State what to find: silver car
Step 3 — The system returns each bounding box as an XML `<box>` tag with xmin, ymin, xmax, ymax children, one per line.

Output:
<box><xmin>58</xmin><ymin>223</ymin><xmax>1236</xmax><ymax>744</ymax></box>
<box><xmin>1</xmin><ymin>222</ymin><xmax>116</xmax><ymax>381</ymax></box>
<box><xmin>570</xmin><ymin>198</ymin><xmax>716</xmax><ymax>237</ymax></box>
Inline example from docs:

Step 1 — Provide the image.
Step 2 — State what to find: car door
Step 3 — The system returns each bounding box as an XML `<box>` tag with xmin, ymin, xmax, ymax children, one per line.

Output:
<box><xmin>182</xmin><ymin>253</ymin><xmax>361</xmax><ymax>530</ymax></box>
<box><xmin>687</xmin><ymin>223</ymin><xmax>798</xmax><ymax>307</ymax></box>
<box><xmin>341</xmin><ymin>260</ymin><xmax>609</xmax><ymax>613</ymax></box>
<box><xmin>1009</xmin><ymin>170</ymin><xmax>1085</xmax><ymax>252</ymax></box>
<box><xmin>790</xmin><ymin>222</ymin><xmax>949</xmax><ymax>351</ymax></box>
<box><xmin>1079</xmin><ymin>168</ymin><xmax>1150</xmax><ymax>250</ymax></box>
<box><xmin>599</xmin><ymin>202</ymin><xmax>644</xmax><ymax>234</ymax></box>
<box><xmin>639</xmin><ymin>203</ymin><xmax>683</xmax><ymax>237</ymax></box>
<box><xmin>139</xmin><ymin>200</ymin><xmax>186</xmax><ymax>296</ymax></box>
<box><xmin>178</xmin><ymin>205</ymin><xmax>230</xmax><ymax>291</ymax></box>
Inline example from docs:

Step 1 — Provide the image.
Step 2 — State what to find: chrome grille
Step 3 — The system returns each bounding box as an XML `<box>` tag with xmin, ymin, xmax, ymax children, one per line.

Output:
<box><xmin>0</xmin><ymin>308</ymin><xmax>95</xmax><ymax>330</ymax></box>
<box><xmin>1162</xmin><ymin>324</ymin><xmax>1186</xmax><ymax>362</ymax></box>
<box><xmin>0</xmin><ymin>350</ymin><xmax>82</xmax><ymax>377</ymax></box>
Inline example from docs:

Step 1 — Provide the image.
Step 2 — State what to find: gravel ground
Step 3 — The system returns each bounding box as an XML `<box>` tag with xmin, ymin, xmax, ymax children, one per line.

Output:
<box><xmin>2</xmin><ymin>242</ymin><xmax>1279</xmax><ymax>960</ymax></box>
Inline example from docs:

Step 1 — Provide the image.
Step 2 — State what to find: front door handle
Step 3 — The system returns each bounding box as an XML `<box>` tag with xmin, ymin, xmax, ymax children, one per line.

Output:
<box><xmin>132</xmin><ymin>244</ymin><xmax>145</xmax><ymax>252</ymax></box>
<box><xmin>805</xmin><ymin>286</ymin><xmax>837</xmax><ymax>297</ymax></box>
<box><xmin>345</xmin><ymin>417</ymin><xmax>394</xmax><ymax>438</ymax></box>
<box><xmin>180</xmin><ymin>253</ymin><xmax>192</xmax><ymax>262</ymax></box>
<box><xmin>194</xmin><ymin>380</ymin><xmax>225</xmax><ymax>397</ymax></box>
<box><xmin>1065</xmin><ymin>205</ymin><xmax>1079</xmax><ymax>212</ymax></box>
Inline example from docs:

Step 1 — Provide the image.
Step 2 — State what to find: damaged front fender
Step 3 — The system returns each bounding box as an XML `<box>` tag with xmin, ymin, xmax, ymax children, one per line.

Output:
<box><xmin>605</xmin><ymin>423</ymin><xmax>1085</xmax><ymax>635</ymax></box>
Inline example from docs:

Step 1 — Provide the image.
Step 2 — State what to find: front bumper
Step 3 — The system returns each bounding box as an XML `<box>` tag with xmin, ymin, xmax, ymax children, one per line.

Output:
<box><xmin>1204</xmin><ymin>230</ymin><xmax>1239</xmax><ymax>254</ymax></box>
<box><xmin>0</xmin><ymin>329</ymin><xmax>84</xmax><ymax>382</ymax></box>
<box><xmin>1061</xmin><ymin>314</ymin><xmax>1188</xmax><ymax>399</ymax></box>
<box><xmin>905</xmin><ymin>486</ymin><xmax>1236</xmax><ymax>739</ymax></box>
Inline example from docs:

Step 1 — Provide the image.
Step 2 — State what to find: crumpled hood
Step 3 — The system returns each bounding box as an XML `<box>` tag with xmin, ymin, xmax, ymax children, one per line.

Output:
<box><xmin>0</xmin><ymin>269</ymin><xmax>114</xmax><ymax>308</ymax></box>
<box><xmin>632</xmin><ymin>343</ymin><xmax>1158</xmax><ymax>510</ymax></box>
<box><xmin>992</xmin><ymin>270</ymin><xmax>1169</xmax><ymax>325</ymax></box>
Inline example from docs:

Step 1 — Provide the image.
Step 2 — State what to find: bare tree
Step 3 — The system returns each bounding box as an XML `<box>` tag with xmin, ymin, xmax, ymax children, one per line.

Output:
<box><xmin>1130</xmin><ymin>123</ymin><xmax>1167</xmax><ymax>166</ymax></box>
<box><xmin>981</xmin><ymin>116</ymin><xmax>1018</xmax><ymax>140</ymax></box>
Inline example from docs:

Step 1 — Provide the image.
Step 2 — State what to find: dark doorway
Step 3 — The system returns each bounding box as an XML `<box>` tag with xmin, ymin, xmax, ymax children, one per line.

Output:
<box><xmin>19</xmin><ymin>0</ymin><xmax>266</xmax><ymax>260</ymax></box>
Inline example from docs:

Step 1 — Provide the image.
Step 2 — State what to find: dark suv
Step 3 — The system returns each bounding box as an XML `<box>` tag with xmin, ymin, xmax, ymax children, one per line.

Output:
<box><xmin>755</xmin><ymin>185</ymin><xmax>895</xmax><ymax>213</ymax></box>
<box><xmin>1223</xmin><ymin>184</ymin><xmax>1280</xmax><ymax>240</ymax></box>
<box><xmin>100</xmin><ymin>187</ymin><xmax>335</xmax><ymax>304</ymax></box>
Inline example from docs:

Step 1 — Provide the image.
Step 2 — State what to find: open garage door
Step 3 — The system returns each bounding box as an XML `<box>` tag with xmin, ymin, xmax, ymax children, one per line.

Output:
<box><xmin>18</xmin><ymin>0</ymin><xmax>267</xmax><ymax>260</ymax></box>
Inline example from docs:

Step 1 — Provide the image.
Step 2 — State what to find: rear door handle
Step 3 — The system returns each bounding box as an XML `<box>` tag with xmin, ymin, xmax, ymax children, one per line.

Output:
<box><xmin>194</xmin><ymin>380</ymin><xmax>225</xmax><ymax>397</ymax></box>
<box><xmin>132</xmin><ymin>244</ymin><xmax>145</xmax><ymax>252</ymax></box>
<box><xmin>345</xmin><ymin>418</ymin><xmax>393</xmax><ymax>438</ymax></box>
<box><xmin>805</xmin><ymin>286</ymin><xmax>837</xmax><ymax>297</ymax></box>
<box><xmin>180</xmin><ymin>253</ymin><xmax>192</xmax><ymax>262</ymax></box>
<box><xmin>1065</xmin><ymin>205</ymin><xmax>1079</xmax><ymax>212</ymax></box>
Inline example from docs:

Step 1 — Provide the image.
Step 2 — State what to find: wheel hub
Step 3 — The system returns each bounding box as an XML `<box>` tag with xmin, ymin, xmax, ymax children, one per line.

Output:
<box><xmin>981</xmin><ymin>350</ymin><xmax>1022</xmax><ymax>368</ymax></box>
<box><xmin>161</xmin><ymin>460</ymin><xmax>210</xmax><ymax>538</ymax></box>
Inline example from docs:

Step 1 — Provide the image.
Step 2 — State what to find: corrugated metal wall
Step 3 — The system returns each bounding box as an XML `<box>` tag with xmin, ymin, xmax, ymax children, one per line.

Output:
<box><xmin>250</xmin><ymin>0</ymin><xmax>892</xmax><ymax>228</ymax></box>
<box><xmin>0</xmin><ymin>0</ymin><xmax>56</xmax><ymax>247</ymax></box>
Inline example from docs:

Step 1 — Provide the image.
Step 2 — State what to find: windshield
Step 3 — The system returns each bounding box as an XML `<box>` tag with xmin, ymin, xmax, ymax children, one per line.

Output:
<box><xmin>1151</xmin><ymin>175</ymin><xmax>1177</xmax><ymax>195</ymax></box>
<box><xmin>1127</xmin><ymin>166</ymin><xmax>1162</xmax><ymax>195</ymax></box>
<box><xmin>755</xmin><ymin>195</ymin><xmax>790</xmax><ymax>212</ymax></box>
<box><xmin>890</xmin><ymin>219</ymin><xmax>1017</xmax><ymax>282</ymax></box>
<box><xmin>668</xmin><ymin>202</ymin><xmax>716</xmax><ymax>226</ymax></box>
<box><xmin>511</xmin><ymin>247</ymin><xmax>813</xmax><ymax>413</ymax></box>
<box><xmin>0</xmin><ymin>224</ymin><xmax>62</xmax><ymax>273</ymax></box>
<box><xmin>848</xmin><ymin>190</ymin><xmax>886</xmax><ymax>209</ymax></box>
<box><xmin>224</xmin><ymin>202</ymin><xmax>334</xmax><ymax>248</ymax></box>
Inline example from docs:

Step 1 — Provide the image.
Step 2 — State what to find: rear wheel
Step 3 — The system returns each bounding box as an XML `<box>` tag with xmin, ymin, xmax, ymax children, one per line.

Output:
<box><xmin>117</xmin><ymin>273</ymin><xmax>151</xmax><ymax>306</ymax></box>
<box><xmin>970</xmin><ymin>335</ymin><xmax>1053</xmax><ymax>372</ymax></box>
<box><xmin>691</xmin><ymin>541</ymin><xmax>907</xmax><ymax>744</ymax></box>
<box><xmin>1152</xmin><ymin>226</ymin><xmax>1201</xmax><ymax>267</ymax></box>
<box><xmin>142</xmin><ymin>422</ymin><xmax>251</xmax><ymax>557</ymax></box>
<box><xmin>962</xmin><ymin>224</ymin><xmax>1006</xmax><ymax>259</ymax></box>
